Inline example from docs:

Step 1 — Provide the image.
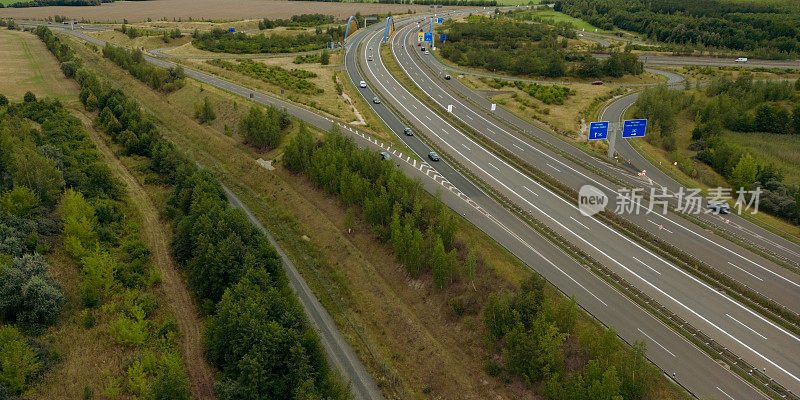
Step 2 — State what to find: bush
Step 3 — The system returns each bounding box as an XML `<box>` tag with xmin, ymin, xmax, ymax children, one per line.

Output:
<box><xmin>193</xmin><ymin>97</ymin><xmax>216</xmax><ymax>124</ymax></box>
<box><xmin>208</xmin><ymin>59</ymin><xmax>322</xmax><ymax>95</ymax></box>
<box><xmin>0</xmin><ymin>254</ymin><xmax>64</xmax><ymax>327</ymax></box>
<box><xmin>0</xmin><ymin>186</ymin><xmax>40</xmax><ymax>217</ymax></box>
<box><xmin>193</xmin><ymin>27</ymin><xmax>343</xmax><ymax>54</ymax></box>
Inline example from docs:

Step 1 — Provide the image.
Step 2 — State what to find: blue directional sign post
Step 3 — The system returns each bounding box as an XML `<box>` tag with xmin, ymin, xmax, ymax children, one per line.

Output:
<box><xmin>440</xmin><ymin>33</ymin><xmax>446</xmax><ymax>43</ymax></box>
<box><xmin>437</xmin><ymin>17</ymin><xmax>443</xmax><ymax>23</ymax></box>
<box><xmin>588</xmin><ymin>121</ymin><xmax>609</xmax><ymax>140</ymax></box>
<box><xmin>622</xmin><ymin>119</ymin><xmax>648</xmax><ymax>138</ymax></box>
<box><xmin>424</xmin><ymin>32</ymin><xmax>432</xmax><ymax>42</ymax></box>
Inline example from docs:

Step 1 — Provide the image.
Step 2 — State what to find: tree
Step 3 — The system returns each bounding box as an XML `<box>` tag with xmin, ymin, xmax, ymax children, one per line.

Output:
<box><xmin>194</xmin><ymin>97</ymin><xmax>216</xmax><ymax>124</ymax></box>
<box><xmin>149</xmin><ymin>352</ymin><xmax>190</xmax><ymax>400</ymax></box>
<box><xmin>62</xmin><ymin>189</ymin><xmax>98</xmax><ymax>260</ymax></box>
<box><xmin>319</xmin><ymin>49</ymin><xmax>330</xmax><ymax>65</ymax></box>
<box><xmin>0</xmin><ymin>325</ymin><xmax>41</xmax><ymax>395</ymax></box>
<box><xmin>0</xmin><ymin>186</ymin><xmax>39</xmax><ymax>217</ymax></box>
<box><xmin>9</xmin><ymin>146</ymin><xmax>64</xmax><ymax>207</ymax></box>
<box><xmin>484</xmin><ymin>290</ymin><xmax>515</xmax><ymax>341</ymax></box>
<box><xmin>239</xmin><ymin>105</ymin><xmax>284</xmax><ymax>150</ymax></box>
<box><xmin>0</xmin><ymin>254</ymin><xmax>64</xmax><ymax>327</ymax></box>
<box><xmin>730</xmin><ymin>153</ymin><xmax>758</xmax><ymax>191</ymax></box>
<box><xmin>0</xmin><ymin>94</ymin><xmax>7</xmax><ymax>107</ymax></box>
<box><xmin>430</xmin><ymin>235</ymin><xmax>449</xmax><ymax>289</ymax></box>
<box><xmin>23</xmin><ymin>92</ymin><xmax>35</xmax><ymax>103</ymax></box>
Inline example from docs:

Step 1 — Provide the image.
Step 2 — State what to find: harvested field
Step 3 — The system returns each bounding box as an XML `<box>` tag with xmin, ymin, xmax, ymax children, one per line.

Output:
<box><xmin>0</xmin><ymin>28</ymin><xmax>76</xmax><ymax>100</ymax></box>
<box><xmin>0</xmin><ymin>0</ymin><xmax>463</xmax><ymax>22</ymax></box>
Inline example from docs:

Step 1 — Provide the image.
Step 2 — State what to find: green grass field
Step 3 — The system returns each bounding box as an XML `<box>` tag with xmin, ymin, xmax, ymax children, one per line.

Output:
<box><xmin>726</xmin><ymin>131</ymin><xmax>800</xmax><ymax>186</ymax></box>
<box><xmin>529</xmin><ymin>10</ymin><xmax>606</xmax><ymax>33</ymax></box>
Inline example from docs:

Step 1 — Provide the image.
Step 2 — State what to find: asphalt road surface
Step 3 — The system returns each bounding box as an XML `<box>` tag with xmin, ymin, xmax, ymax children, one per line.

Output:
<box><xmin>347</xmin><ymin>14</ymin><xmax>777</xmax><ymax>400</ymax></box>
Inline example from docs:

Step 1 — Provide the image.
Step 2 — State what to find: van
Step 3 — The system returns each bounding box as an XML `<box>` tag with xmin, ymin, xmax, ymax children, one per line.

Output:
<box><xmin>735</xmin><ymin>57</ymin><xmax>748</xmax><ymax>63</ymax></box>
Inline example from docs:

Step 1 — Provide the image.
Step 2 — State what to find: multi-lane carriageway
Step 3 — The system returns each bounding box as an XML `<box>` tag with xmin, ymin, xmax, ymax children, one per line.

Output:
<box><xmin>347</xmin><ymin>11</ymin><xmax>800</xmax><ymax>399</ymax></box>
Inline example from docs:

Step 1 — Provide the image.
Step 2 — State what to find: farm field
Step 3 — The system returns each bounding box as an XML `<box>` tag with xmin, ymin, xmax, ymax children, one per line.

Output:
<box><xmin>0</xmin><ymin>28</ymin><xmax>76</xmax><ymax>100</ymax></box>
<box><xmin>0</xmin><ymin>0</ymin><xmax>463</xmax><ymax>22</ymax></box>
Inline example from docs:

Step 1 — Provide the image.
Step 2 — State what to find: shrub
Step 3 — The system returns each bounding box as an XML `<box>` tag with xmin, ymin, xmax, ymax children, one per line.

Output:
<box><xmin>193</xmin><ymin>97</ymin><xmax>216</xmax><ymax>124</ymax></box>
<box><xmin>238</xmin><ymin>105</ymin><xmax>289</xmax><ymax>150</ymax></box>
<box><xmin>0</xmin><ymin>186</ymin><xmax>40</xmax><ymax>217</ymax></box>
<box><xmin>0</xmin><ymin>254</ymin><xmax>64</xmax><ymax>327</ymax></box>
<box><xmin>0</xmin><ymin>325</ymin><xmax>41</xmax><ymax>395</ymax></box>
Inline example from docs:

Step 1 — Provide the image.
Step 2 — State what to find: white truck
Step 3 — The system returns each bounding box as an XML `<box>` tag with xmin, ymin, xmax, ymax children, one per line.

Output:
<box><xmin>735</xmin><ymin>57</ymin><xmax>748</xmax><ymax>63</ymax></box>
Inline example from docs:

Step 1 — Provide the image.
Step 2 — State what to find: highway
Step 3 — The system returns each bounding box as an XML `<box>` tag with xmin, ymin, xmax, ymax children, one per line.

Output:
<box><xmin>391</xmin><ymin>21</ymin><xmax>800</xmax><ymax>316</ymax></box>
<box><xmin>601</xmin><ymin>93</ymin><xmax>800</xmax><ymax>266</ymax></box>
<box><xmin>39</xmin><ymin>20</ymin><xmax>790</xmax><ymax>399</ymax></box>
<box><xmin>353</xmin><ymin>14</ymin><xmax>800</xmax><ymax>397</ymax></box>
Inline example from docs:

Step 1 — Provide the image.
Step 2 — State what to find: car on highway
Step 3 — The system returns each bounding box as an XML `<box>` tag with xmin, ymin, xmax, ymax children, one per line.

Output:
<box><xmin>421</xmin><ymin>47</ymin><xmax>426</xmax><ymax>52</ymax></box>
<box><xmin>372</xmin><ymin>97</ymin><xmax>381</xmax><ymax>104</ymax></box>
<box><xmin>403</xmin><ymin>127</ymin><xmax>413</xmax><ymax>136</ymax></box>
<box><xmin>707</xmin><ymin>203</ymin><xmax>730</xmax><ymax>214</ymax></box>
<box><xmin>423</xmin><ymin>49</ymin><xmax>429</xmax><ymax>54</ymax></box>
<box><xmin>367</xmin><ymin>55</ymin><xmax>373</xmax><ymax>61</ymax></box>
<box><xmin>380</xmin><ymin>151</ymin><xmax>391</xmax><ymax>160</ymax></box>
<box><xmin>444</xmin><ymin>74</ymin><xmax>451</xmax><ymax>80</ymax></box>
<box><xmin>735</xmin><ymin>57</ymin><xmax>748</xmax><ymax>63</ymax></box>
<box><xmin>428</xmin><ymin>152</ymin><xmax>440</xmax><ymax>161</ymax></box>
<box><xmin>417</xmin><ymin>42</ymin><xmax>421</xmax><ymax>46</ymax></box>
<box><xmin>360</xmin><ymin>80</ymin><xmax>367</xmax><ymax>88</ymax></box>
<box><xmin>591</xmin><ymin>81</ymin><xmax>604</xmax><ymax>85</ymax></box>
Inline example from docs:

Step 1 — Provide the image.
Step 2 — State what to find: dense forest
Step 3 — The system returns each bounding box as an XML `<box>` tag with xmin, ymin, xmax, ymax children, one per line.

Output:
<box><xmin>258</xmin><ymin>13</ymin><xmax>336</xmax><ymax>30</ymax></box>
<box><xmin>193</xmin><ymin>27</ymin><xmax>344</xmax><ymax>54</ymax></box>
<box><xmin>286</xmin><ymin>0</ymin><xmax>497</xmax><ymax>5</ymax></box>
<box><xmin>35</xmin><ymin>26</ymin><xmax>349</xmax><ymax>399</ymax></box>
<box><xmin>554</xmin><ymin>0</ymin><xmax>800</xmax><ymax>59</ymax></box>
<box><xmin>632</xmin><ymin>76</ymin><xmax>800</xmax><ymax>224</ymax></box>
<box><xmin>439</xmin><ymin>15</ymin><xmax>642</xmax><ymax>78</ymax></box>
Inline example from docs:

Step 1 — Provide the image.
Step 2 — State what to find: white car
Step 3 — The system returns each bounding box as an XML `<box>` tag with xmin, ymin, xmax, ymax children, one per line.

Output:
<box><xmin>360</xmin><ymin>81</ymin><xmax>367</xmax><ymax>88</ymax></box>
<box><xmin>735</xmin><ymin>57</ymin><xmax>748</xmax><ymax>63</ymax></box>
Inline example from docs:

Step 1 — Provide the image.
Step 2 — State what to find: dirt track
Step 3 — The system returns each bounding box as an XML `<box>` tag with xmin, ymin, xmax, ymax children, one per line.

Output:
<box><xmin>0</xmin><ymin>0</ymin><xmax>463</xmax><ymax>22</ymax></box>
<box><xmin>74</xmin><ymin>112</ymin><xmax>217</xmax><ymax>400</ymax></box>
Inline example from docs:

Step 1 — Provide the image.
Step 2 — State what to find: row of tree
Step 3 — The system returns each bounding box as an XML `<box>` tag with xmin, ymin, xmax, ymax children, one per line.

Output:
<box><xmin>193</xmin><ymin>27</ymin><xmax>342</xmax><ymax>54</ymax></box>
<box><xmin>632</xmin><ymin>76</ymin><xmax>800</xmax><ymax>224</ymax></box>
<box><xmin>35</xmin><ymin>26</ymin><xmax>348</xmax><ymax>399</ymax></box>
<box><xmin>439</xmin><ymin>16</ymin><xmax>642</xmax><ymax>79</ymax></box>
<box><xmin>258</xmin><ymin>13</ymin><xmax>336</xmax><ymax>30</ymax></box>
<box><xmin>285</xmin><ymin>126</ymin><xmax>472</xmax><ymax>288</ymax></box>
<box><xmin>484</xmin><ymin>275</ymin><xmax>658</xmax><ymax>400</ymax></box>
<box><xmin>554</xmin><ymin>0</ymin><xmax>800</xmax><ymax>59</ymax></box>
<box><xmin>102</xmin><ymin>44</ymin><xmax>185</xmax><ymax>92</ymax></box>
<box><xmin>207</xmin><ymin>58</ymin><xmax>323</xmax><ymax>95</ymax></box>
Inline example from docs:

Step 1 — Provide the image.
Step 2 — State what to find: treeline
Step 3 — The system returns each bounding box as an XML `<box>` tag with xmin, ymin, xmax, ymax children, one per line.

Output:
<box><xmin>102</xmin><ymin>44</ymin><xmax>186</xmax><ymax>92</ymax></box>
<box><xmin>439</xmin><ymin>16</ymin><xmax>642</xmax><ymax>78</ymax></box>
<box><xmin>35</xmin><ymin>26</ymin><xmax>349</xmax><ymax>399</ymax></box>
<box><xmin>632</xmin><ymin>76</ymin><xmax>800</xmax><ymax>224</ymax></box>
<box><xmin>2</xmin><ymin>0</ymin><xmax>149</xmax><ymax>8</ymax></box>
<box><xmin>284</xmin><ymin>127</ymin><xmax>468</xmax><ymax>288</ymax></box>
<box><xmin>286</xmin><ymin>0</ymin><xmax>497</xmax><ymax>4</ymax></box>
<box><xmin>554</xmin><ymin>0</ymin><xmax>800</xmax><ymax>59</ymax></box>
<box><xmin>258</xmin><ymin>13</ymin><xmax>335</xmax><ymax>29</ymax></box>
<box><xmin>484</xmin><ymin>276</ymin><xmax>658</xmax><ymax>399</ymax></box>
<box><xmin>208</xmin><ymin>58</ymin><xmax>323</xmax><ymax>95</ymax></box>
<box><xmin>193</xmin><ymin>27</ymin><xmax>343</xmax><ymax>54</ymax></box>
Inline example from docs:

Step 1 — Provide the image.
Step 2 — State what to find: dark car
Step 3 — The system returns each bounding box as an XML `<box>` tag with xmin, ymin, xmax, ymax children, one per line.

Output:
<box><xmin>428</xmin><ymin>152</ymin><xmax>440</xmax><ymax>161</ymax></box>
<box><xmin>707</xmin><ymin>203</ymin><xmax>730</xmax><ymax>214</ymax></box>
<box><xmin>591</xmin><ymin>81</ymin><xmax>604</xmax><ymax>85</ymax></box>
<box><xmin>403</xmin><ymin>127</ymin><xmax>413</xmax><ymax>136</ymax></box>
<box><xmin>421</xmin><ymin>47</ymin><xmax>426</xmax><ymax>52</ymax></box>
<box><xmin>444</xmin><ymin>74</ymin><xmax>451</xmax><ymax>80</ymax></box>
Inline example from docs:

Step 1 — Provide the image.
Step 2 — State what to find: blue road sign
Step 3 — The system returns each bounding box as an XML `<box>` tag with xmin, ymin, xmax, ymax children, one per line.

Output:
<box><xmin>440</xmin><ymin>33</ymin><xmax>446</xmax><ymax>42</ymax></box>
<box><xmin>437</xmin><ymin>17</ymin><xmax>443</xmax><ymax>23</ymax></box>
<box><xmin>424</xmin><ymin>32</ymin><xmax>432</xmax><ymax>42</ymax></box>
<box><xmin>622</xmin><ymin>119</ymin><xmax>647</xmax><ymax>138</ymax></box>
<box><xmin>588</xmin><ymin>121</ymin><xmax>609</xmax><ymax>140</ymax></box>
<box><xmin>228</xmin><ymin>28</ymin><xmax>235</xmax><ymax>32</ymax></box>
